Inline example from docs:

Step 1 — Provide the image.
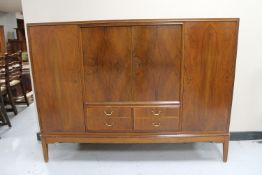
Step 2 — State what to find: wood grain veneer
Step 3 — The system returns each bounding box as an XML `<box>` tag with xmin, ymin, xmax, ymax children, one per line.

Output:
<box><xmin>0</xmin><ymin>26</ymin><xmax>6</xmax><ymax>55</ymax></box>
<box><xmin>82</xmin><ymin>27</ymin><xmax>132</xmax><ymax>102</ymax></box>
<box><xmin>28</xmin><ymin>25</ymin><xmax>85</xmax><ymax>132</ymax></box>
<box><xmin>182</xmin><ymin>22</ymin><xmax>238</xmax><ymax>132</ymax></box>
<box><xmin>132</xmin><ymin>25</ymin><xmax>182</xmax><ymax>101</ymax></box>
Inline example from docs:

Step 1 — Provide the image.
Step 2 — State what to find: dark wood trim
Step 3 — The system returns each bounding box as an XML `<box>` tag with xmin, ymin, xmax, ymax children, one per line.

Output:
<box><xmin>230</xmin><ymin>132</ymin><xmax>262</xmax><ymax>141</ymax></box>
<box><xmin>85</xmin><ymin>101</ymin><xmax>180</xmax><ymax>107</ymax></box>
<box><xmin>27</xmin><ymin>18</ymin><xmax>240</xmax><ymax>27</ymax></box>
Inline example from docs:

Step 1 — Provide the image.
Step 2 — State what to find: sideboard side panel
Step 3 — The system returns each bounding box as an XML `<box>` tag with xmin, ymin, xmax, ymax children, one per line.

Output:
<box><xmin>28</xmin><ymin>25</ymin><xmax>85</xmax><ymax>132</ymax></box>
<box><xmin>182</xmin><ymin>21</ymin><xmax>238</xmax><ymax>132</ymax></box>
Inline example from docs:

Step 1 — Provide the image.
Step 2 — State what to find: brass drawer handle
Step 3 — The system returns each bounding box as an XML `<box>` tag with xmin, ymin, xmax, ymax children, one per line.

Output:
<box><xmin>105</xmin><ymin>122</ymin><xmax>113</xmax><ymax>127</ymax></box>
<box><xmin>104</xmin><ymin>111</ymin><xmax>113</xmax><ymax>116</ymax></box>
<box><xmin>151</xmin><ymin>111</ymin><xmax>161</xmax><ymax>116</ymax></box>
<box><xmin>152</xmin><ymin>122</ymin><xmax>160</xmax><ymax>127</ymax></box>
<box><xmin>105</xmin><ymin>117</ymin><xmax>113</xmax><ymax>127</ymax></box>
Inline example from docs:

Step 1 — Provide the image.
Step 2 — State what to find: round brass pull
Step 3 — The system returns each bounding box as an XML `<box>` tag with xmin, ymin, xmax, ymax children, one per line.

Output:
<box><xmin>152</xmin><ymin>122</ymin><xmax>160</xmax><ymax>127</ymax></box>
<box><xmin>151</xmin><ymin>111</ymin><xmax>161</xmax><ymax>116</ymax></box>
<box><xmin>104</xmin><ymin>111</ymin><xmax>113</xmax><ymax>116</ymax></box>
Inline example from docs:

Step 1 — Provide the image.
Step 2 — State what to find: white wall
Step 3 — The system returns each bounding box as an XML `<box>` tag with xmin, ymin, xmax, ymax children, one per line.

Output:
<box><xmin>0</xmin><ymin>12</ymin><xmax>17</xmax><ymax>41</ymax></box>
<box><xmin>22</xmin><ymin>0</ymin><xmax>262</xmax><ymax>131</ymax></box>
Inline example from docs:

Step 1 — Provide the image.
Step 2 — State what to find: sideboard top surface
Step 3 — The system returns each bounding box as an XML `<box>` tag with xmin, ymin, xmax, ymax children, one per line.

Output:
<box><xmin>27</xmin><ymin>18</ymin><xmax>240</xmax><ymax>27</ymax></box>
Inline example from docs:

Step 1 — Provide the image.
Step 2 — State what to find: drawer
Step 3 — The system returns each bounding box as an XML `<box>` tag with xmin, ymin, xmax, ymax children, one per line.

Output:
<box><xmin>134</xmin><ymin>107</ymin><xmax>180</xmax><ymax>131</ymax></box>
<box><xmin>134</xmin><ymin>117</ymin><xmax>179</xmax><ymax>131</ymax></box>
<box><xmin>134</xmin><ymin>107</ymin><xmax>179</xmax><ymax>118</ymax></box>
<box><xmin>86</xmin><ymin>107</ymin><xmax>132</xmax><ymax>131</ymax></box>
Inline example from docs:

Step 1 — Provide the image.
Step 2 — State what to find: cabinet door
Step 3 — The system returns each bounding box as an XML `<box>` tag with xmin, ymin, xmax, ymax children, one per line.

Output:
<box><xmin>182</xmin><ymin>22</ymin><xmax>238</xmax><ymax>132</ymax></box>
<box><xmin>81</xmin><ymin>27</ymin><xmax>132</xmax><ymax>102</ymax></box>
<box><xmin>28</xmin><ymin>25</ymin><xmax>85</xmax><ymax>132</ymax></box>
<box><xmin>0</xmin><ymin>26</ymin><xmax>5</xmax><ymax>55</ymax></box>
<box><xmin>132</xmin><ymin>25</ymin><xmax>182</xmax><ymax>101</ymax></box>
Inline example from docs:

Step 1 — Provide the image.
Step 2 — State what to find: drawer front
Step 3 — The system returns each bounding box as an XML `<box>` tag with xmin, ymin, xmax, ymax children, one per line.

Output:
<box><xmin>86</xmin><ymin>107</ymin><xmax>132</xmax><ymax>131</ymax></box>
<box><xmin>134</xmin><ymin>107</ymin><xmax>180</xmax><ymax>131</ymax></box>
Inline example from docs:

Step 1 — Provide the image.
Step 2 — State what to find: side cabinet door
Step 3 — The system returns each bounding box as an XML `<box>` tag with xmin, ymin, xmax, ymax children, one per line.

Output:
<box><xmin>28</xmin><ymin>25</ymin><xmax>85</xmax><ymax>132</ymax></box>
<box><xmin>0</xmin><ymin>26</ymin><xmax>6</xmax><ymax>55</ymax></box>
<box><xmin>182</xmin><ymin>22</ymin><xmax>238</xmax><ymax>132</ymax></box>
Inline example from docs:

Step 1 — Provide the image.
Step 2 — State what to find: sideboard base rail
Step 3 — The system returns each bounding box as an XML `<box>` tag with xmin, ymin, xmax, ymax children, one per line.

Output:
<box><xmin>41</xmin><ymin>133</ymin><xmax>229</xmax><ymax>162</ymax></box>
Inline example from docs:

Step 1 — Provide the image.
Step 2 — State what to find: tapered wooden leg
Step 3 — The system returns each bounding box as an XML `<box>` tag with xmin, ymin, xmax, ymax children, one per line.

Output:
<box><xmin>41</xmin><ymin>138</ymin><xmax>49</xmax><ymax>162</ymax></box>
<box><xmin>223</xmin><ymin>139</ymin><xmax>229</xmax><ymax>162</ymax></box>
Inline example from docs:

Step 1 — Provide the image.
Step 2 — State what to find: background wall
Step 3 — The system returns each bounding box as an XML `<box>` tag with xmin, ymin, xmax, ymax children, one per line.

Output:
<box><xmin>21</xmin><ymin>0</ymin><xmax>262</xmax><ymax>131</ymax></box>
<box><xmin>0</xmin><ymin>11</ymin><xmax>17</xmax><ymax>41</ymax></box>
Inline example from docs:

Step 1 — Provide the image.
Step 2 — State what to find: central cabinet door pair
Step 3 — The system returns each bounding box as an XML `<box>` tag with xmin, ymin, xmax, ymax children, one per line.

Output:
<box><xmin>81</xmin><ymin>25</ymin><xmax>182</xmax><ymax>132</ymax></box>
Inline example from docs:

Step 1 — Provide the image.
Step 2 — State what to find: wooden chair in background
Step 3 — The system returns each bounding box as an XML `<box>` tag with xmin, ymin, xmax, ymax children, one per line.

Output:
<box><xmin>0</xmin><ymin>56</ymin><xmax>11</xmax><ymax>127</ymax></box>
<box><xmin>4</xmin><ymin>51</ymin><xmax>29</xmax><ymax>115</ymax></box>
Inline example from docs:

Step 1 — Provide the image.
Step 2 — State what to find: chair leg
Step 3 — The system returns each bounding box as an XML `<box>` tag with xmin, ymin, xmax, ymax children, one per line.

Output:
<box><xmin>0</xmin><ymin>95</ymin><xmax>11</xmax><ymax>127</ymax></box>
<box><xmin>0</xmin><ymin>110</ymin><xmax>6</xmax><ymax>125</ymax></box>
<box><xmin>20</xmin><ymin>83</ymin><xmax>29</xmax><ymax>106</ymax></box>
<box><xmin>0</xmin><ymin>111</ymin><xmax>11</xmax><ymax>127</ymax></box>
<box><xmin>0</xmin><ymin>90</ymin><xmax>11</xmax><ymax>127</ymax></box>
<box><xmin>7</xmin><ymin>87</ymin><xmax>17</xmax><ymax>115</ymax></box>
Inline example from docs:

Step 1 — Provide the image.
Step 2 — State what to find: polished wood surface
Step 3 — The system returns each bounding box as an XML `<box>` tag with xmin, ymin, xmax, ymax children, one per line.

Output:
<box><xmin>134</xmin><ymin>107</ymin><xmax>180</xmax><ymax>131</ymax></box>
<box><xmin>27</xmin><ymin>18</ymin><xmax>239</xmax><ymax>27</ymax></box>
<box><xmin>182</xmin><ymin>22</ymin><xmax>238</xmax><ymax>132</ymax></box>
<box><xmin>132</xmin><ymin>25</ymin><xmax>182</xmax><ymax>101</ymax></box>
<box><xmin>41</xmin><ymin>137</ymin><xmax>49</xmax><ymax>162</ymax></box>
<box><xmin>134</xmin><ymin>107</ymin><xmax>180</xmax><ymax>117</ymax></box>
<box><xmin>86</xmin><ymin>107</ymin><xmax>132</xmax><ymax>131</ymax></box>
<box><xmin>27</xmin><ymin>19</ymin><xmax>239</xmax><ymax>162</ymax></box>
<box><xmin>134</xmin><ymin>117</ymin><xmax>179</xmax><ymax>131</ymax></box>
<box><xmin>28</xmin><ymin>25</ymin><xmax>85</xmax><ymax>132</ymax></box>
<box><xmin>44</xmin><ymin>132</ymin><xmax>229</xmax><ymax>143</ymax></box>
<box><xmin>86</xmin><ymin>117</ymin><xmax>133</xmax><ymax>131</ymax></box>
<box><xmin>0</xmin><ymin>26</ymin><xmax>6</xmax><ymax>55</ymax></box>
<box><xmin>82</xmin><ymin>27</ymin><xmax>132</xmax><ymax>102</ymax></box>
<box><xmin>41</xmin><ymin>132</ymin><xmax>229</xmax><ymax>162</ymax></box>
<box><xmin>223</xmin><ymin>138</ymin><xmax>229</xmax><ymax>162</ymax></box>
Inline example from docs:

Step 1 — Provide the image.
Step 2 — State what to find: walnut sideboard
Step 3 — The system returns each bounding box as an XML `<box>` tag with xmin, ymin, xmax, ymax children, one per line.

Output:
<box><xmin>27</xmin><ymin>18</ymin><xmax>239</xmax><ymax>162</ymax></box>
